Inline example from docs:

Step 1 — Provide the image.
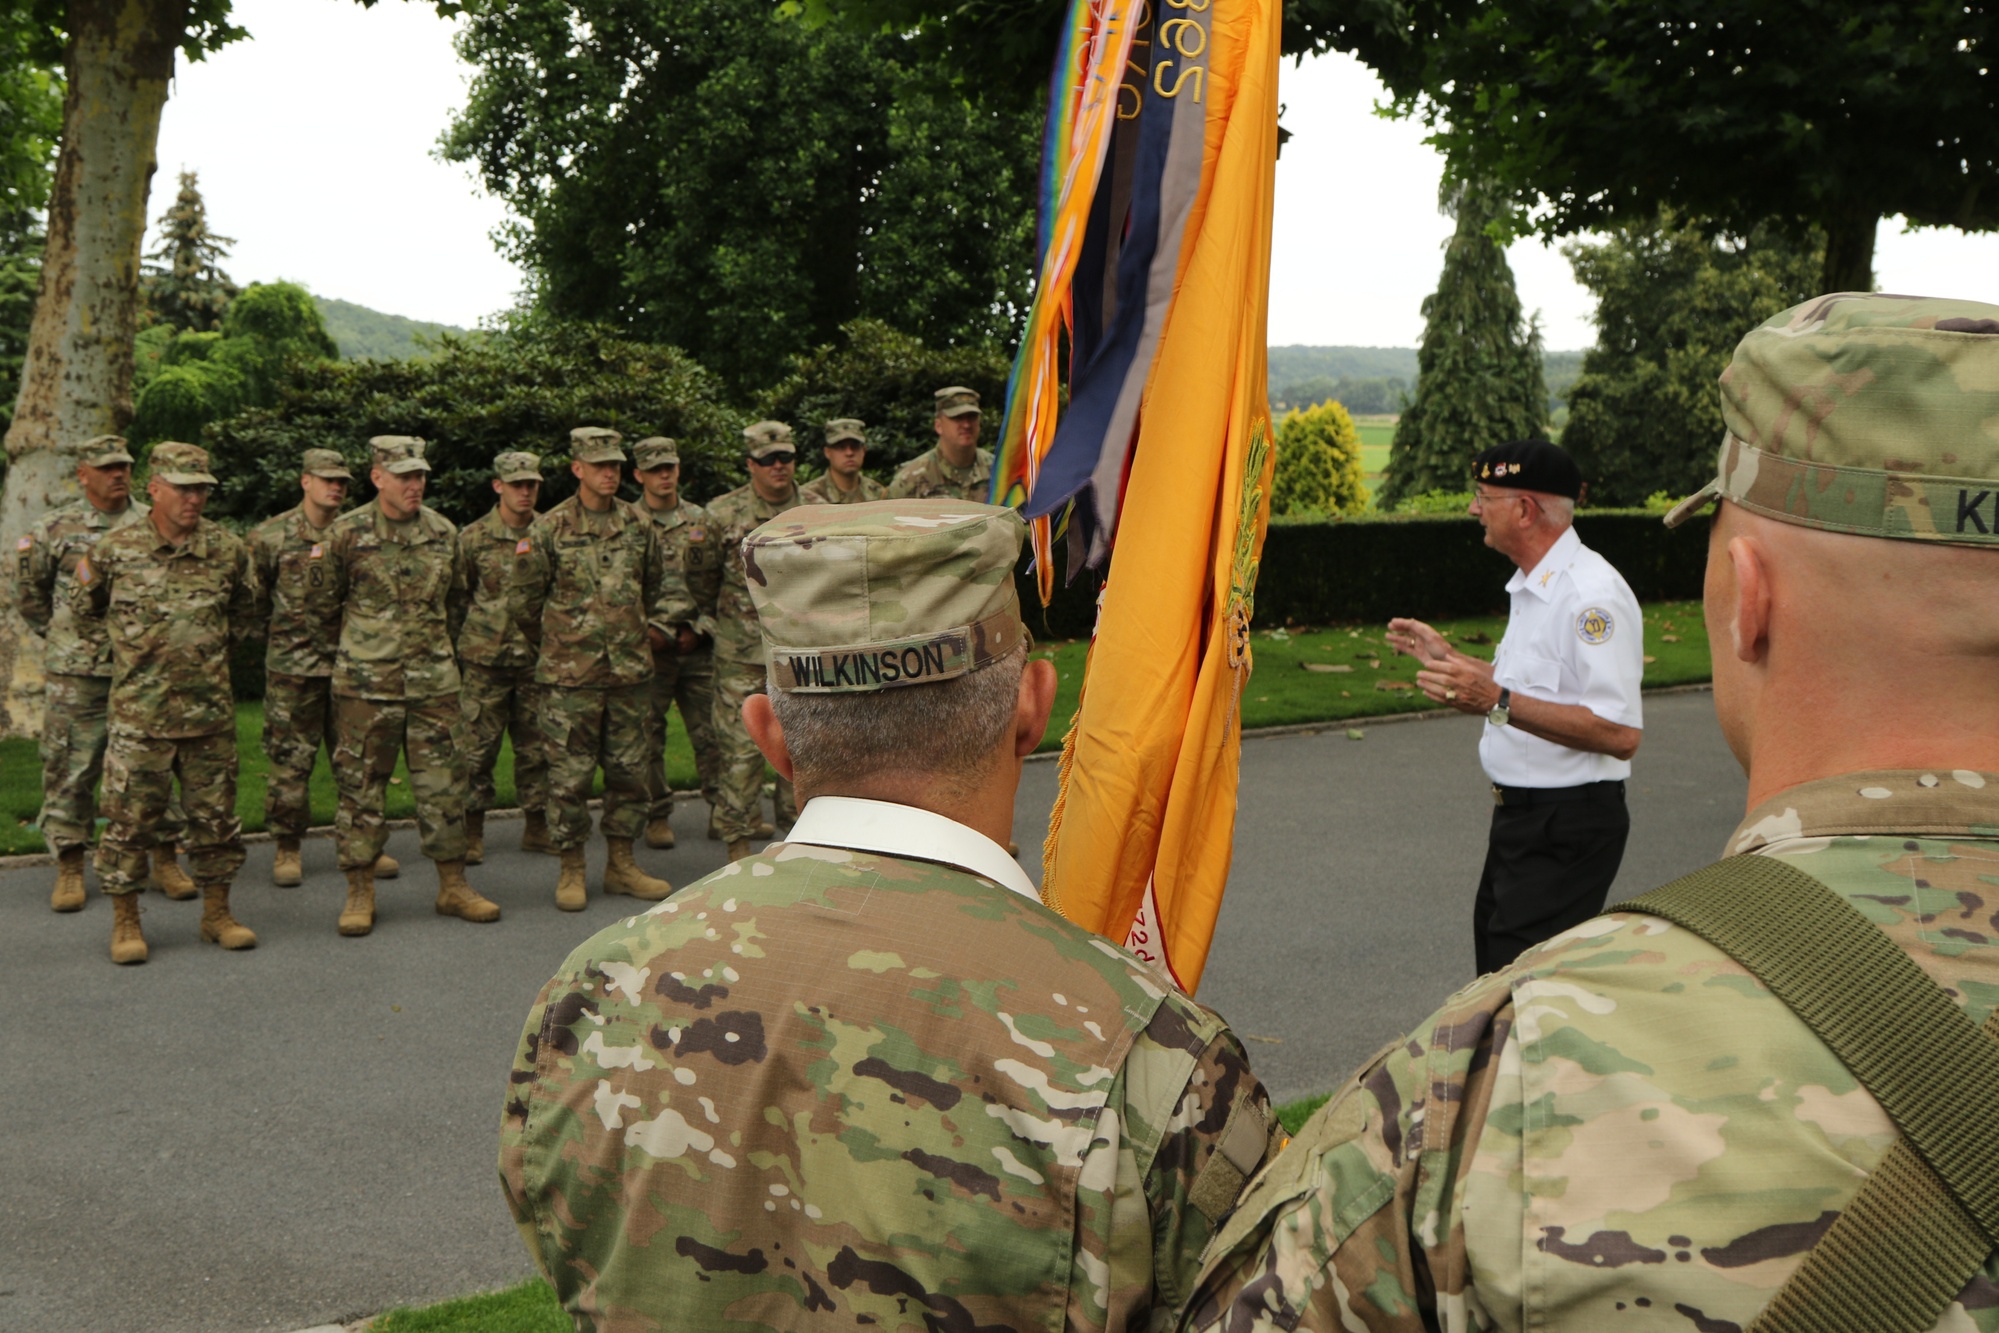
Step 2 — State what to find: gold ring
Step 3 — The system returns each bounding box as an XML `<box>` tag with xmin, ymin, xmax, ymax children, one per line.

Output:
<box><xmin>1445</xmin><ymin>688</ymin><xmax>1458</xmax><ymax>701</ymax></box>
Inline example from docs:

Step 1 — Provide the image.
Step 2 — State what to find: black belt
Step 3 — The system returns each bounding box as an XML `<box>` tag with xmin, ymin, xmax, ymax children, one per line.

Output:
<box><xmin>1491</xmin><ymin>780</ymin><xmax>1625</xmax><ymax>808</ymax></box>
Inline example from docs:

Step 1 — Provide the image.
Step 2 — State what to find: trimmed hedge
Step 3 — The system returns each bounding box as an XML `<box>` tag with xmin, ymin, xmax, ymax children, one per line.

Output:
<box><xmin>1015</xmin><ymin>509</ymin><xmax>1709</xmax><ymax>641</ymax></box>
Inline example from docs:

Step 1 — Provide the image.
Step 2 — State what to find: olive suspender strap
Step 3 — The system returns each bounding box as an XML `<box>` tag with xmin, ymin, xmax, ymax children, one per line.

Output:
<box><xmin>1620</xmin><ymin>855</ymin><xmax>1999</xmax><ymax>1333</ymax></box>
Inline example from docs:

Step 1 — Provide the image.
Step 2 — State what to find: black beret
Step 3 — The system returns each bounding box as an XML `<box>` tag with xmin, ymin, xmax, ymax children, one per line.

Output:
<box><xmin>1471</xmin><ymin>439</ymin><xmax>1581</xmax><ymax>500</ymax></box>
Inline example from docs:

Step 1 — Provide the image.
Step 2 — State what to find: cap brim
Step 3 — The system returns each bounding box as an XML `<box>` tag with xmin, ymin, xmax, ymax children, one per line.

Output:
<box><xmin>84</xmin><ymin>453</ymin><xmax>135</xmax><ymax>467</ymax></box>
<box><xmin>307</xmin><ymin>468</ymin><xmax>354</xmax><ymax>480</ymax></box>
<box><xmin>497</xmin><ymin>470</ymin><xmax>543</xmax><ymax>482</ymax></box>
<box><xmin>825</xmin><ymin>434</ymin><xmax>864</xmax><ymax>446</ymax></box>
<box><xmin>748</xmin><ymin>447</ymin><xmax>797</xmax><ymax>460</ymax></box>
<box><xmin>382</xmin><ymin>460</ymin><xmax>431</xmax><ymax>475</ymax></box>
<box><xmin>156</xmin><ymin>470</ymin><xmax>218</xmax><ymax>486</ymax></box>
<box><xmin>635</xmin><ymin>458</ymin><xmax>680</xmax><ymax>469</ymax></box>
<box><xmin>939</xmin><ymin>406</ymin><xmax>982</xmax><ymax>418</ymax></box>
<box><xmin>1662</xmin><ymin>479</ymin><xmax>1722</xmax><ymax>529</ymax></box>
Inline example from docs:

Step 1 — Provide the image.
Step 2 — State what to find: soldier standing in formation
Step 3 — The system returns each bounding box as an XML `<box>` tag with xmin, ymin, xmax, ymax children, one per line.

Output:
<box><xmin>456</xmin><ymin>450</ymin><xmax>554</xmax><ymax>863</ymax></box>
<box><xmin>502</xmin><ymin>499</ymin><xmax>1276</xmax><ymax>1327</ymax></box>
<box><xmin>520</xmin><ymin>427</ymin><xmax>686</xmax><ymax>910</ymax></box>
<box><xmin>704</xmin><ymin>421</ymin><xmax>815</xmax><ymax>861</ymax></box>
<box><xmin>18</xmin><ymin>434</ymin><xmax>195</xmax><ymax>911</ymax></box>
<box><xmin>887</xmin><ymin>385</ymin><xmax>994</xmax><ymax>501</ymax></box>
<box><xmin>631</xmin><ymin>436</ymin><xmax>722</xmax><ymax>847</ymax></box>
<box><xmin>796</xmin><ymin>416</ymin><xmax>887</xmax><ymax>505</ymax></box>
<box><xmin>73</xmin><ymin>444</ymin><xmax>258</xmax><ymax>965</ymax></box>
<box><xmin>248</xmin><ymin>449</ymin><xmax>399</xmax><ymax>889</ymax></box>
<box><xmin>323</xmin><ymin>436</ymin><xmax>500</xmax><ymax>936</ymax></box>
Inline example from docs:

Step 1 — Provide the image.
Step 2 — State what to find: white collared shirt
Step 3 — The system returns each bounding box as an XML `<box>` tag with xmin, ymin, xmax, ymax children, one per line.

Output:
<box><xmin>783</xmin><ymin>796</ymin><xmax>1039</xmax><ymax>900</ymax></box>
<box><xmin>1478</xmin><ymin>525</ymin><xmax>1645</xmax><ymax>788</ymax></box>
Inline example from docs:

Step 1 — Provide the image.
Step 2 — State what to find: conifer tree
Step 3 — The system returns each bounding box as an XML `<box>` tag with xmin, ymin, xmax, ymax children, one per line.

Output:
<box><xmin>140</xmin><ymin>170</ymin><xmax>238</xmax><ymax>333</ymax></box>
<box><xmin>1379</xmin><ymin>181</ymin><xmax>1546</xmax><ymax>509</ymax></box>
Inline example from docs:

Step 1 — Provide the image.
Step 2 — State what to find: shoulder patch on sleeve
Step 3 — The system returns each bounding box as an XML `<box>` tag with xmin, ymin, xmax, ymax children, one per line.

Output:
<box><xmin>16</xmin><ymin>535</ymin><xmax>32</xmax><ymax>551</ymax></box>
<box><xmin>1189</xmin><ymin>1086</ymin><xmax>1274</xmax><ymax>1224</ymax></box>
<box><xmin>1576</xmin><ymin>606</ymin><xmax>1614</xmax><ymax>644</ymax></box>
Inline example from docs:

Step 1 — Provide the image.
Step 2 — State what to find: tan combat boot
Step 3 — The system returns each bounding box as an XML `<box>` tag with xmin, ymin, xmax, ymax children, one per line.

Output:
<box><xmin>150</xmin><ymin>847</ymin><xmax>198</xmax><ymax>900</ymax></box>
<box><xmin>434</xmin><ymin>860</ymin><xmax>501</xmax><ymax>923</ymax></box>
<box><xmin>520</xmin><ymin>810</ymin><xmax>554</xmax><ymax>854</ymax></box>
<box><xmin>754</xmin><ymin>818</ymin><xmax>776</xmax><ymax>839</ymax></box>
<box><xmin>727</xmin><ymin>838</ymin><xmax>752</xmax><ymax>864</ymax></box>
<box><xmin>197</xmin><ymin>882</ymin><xmax>257</xmax><ymax>950</ymax></box>
<box><xmin>604</xmin><ymin>837</ymin><xmax>673</xmax><ymax>900</ymax></box>
<box><xmin>338</xmin><ymin>866</ymin><xmax>376</xmax><ymax>937</ymax></box>
<box><xmin>465</xmin><ymin>810</ymin><xmax>486</xmax><ymax>866</ymax></box>
<box><xmin>644</xmin><ymin>816</ymin><xmax>675</xmax><ymax>850</ymax></box>
<box><xmin>110</xmin><ymin>894</ymin><xmax>148</xmax><ymax>965</ymax></box>
<box><xmin>272</xmin><ymin>838</ymin><xmax>304</xmax><ymax>888</ymax></box>
<box><xmin>51</xmin><ymin>846</ymin><xmax>87</xmax><ymax>913</ymax></box>
<box><xmin>555</xmin><ymin>847</ymin><xmax>588</xmax><ymax>912</ymax></box>
<box><xmin>373</xmin><ymin>852</ymin><xmax>401</xmax><ymax>879</ymax></box>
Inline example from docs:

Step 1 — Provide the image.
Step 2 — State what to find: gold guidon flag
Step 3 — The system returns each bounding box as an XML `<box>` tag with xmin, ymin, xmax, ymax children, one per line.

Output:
<box><xmin>997</xmin><ymin>0</ymin><xmax>1280</xmax><ymax>992</ymax></box>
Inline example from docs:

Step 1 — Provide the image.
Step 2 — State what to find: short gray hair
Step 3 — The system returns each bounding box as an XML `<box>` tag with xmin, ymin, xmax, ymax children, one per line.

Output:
<box><xmin>769</xmin><ymin>644</ymin><xmax>1027</xmax><ymax>793</ymax></box>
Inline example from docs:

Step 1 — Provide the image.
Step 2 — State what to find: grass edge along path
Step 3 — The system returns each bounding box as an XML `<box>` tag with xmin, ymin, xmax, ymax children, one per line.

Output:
<box><xmin>363</xmin><ymin>1093</ymin><xmax>1338</xmax><ymax>1332</ymax></box>
<box><xmin>0</xmin><ymin>602</ymin><xmax>1709</xmax><ymax>856</ymax></box>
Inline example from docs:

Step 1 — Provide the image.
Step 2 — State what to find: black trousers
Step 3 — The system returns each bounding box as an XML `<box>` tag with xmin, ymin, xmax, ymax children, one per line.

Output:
<box><xmin>1474</xmin><ymin>786</ymin><xmax>1630</xmax><ymax>974</ymax></box>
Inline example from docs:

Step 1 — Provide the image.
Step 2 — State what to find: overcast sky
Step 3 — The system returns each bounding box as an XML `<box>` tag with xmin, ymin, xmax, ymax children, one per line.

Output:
<box><xmin>151</xmin><ymin>0</ymin><xmax>1999</xmax><ymax>349</ymax></box>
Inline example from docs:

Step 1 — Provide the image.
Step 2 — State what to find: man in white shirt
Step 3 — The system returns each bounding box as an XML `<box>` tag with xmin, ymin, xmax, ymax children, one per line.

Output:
<box><xmin>1387</xmin><ymin>439</ymin><xmax>1644</xmax><ymax>972</ymax></box>
<box><xmin>501</xmin><ymin>498</ymin><xmax>1276</xmax><ymax>1331</ymax></box>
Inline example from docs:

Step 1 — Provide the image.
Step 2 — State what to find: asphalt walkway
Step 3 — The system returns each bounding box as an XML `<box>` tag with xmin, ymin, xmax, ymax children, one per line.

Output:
<box><xmin>0</xmin><ymin>690</ymin><xmax>1746</xmax><ymax>1332</ymax></box>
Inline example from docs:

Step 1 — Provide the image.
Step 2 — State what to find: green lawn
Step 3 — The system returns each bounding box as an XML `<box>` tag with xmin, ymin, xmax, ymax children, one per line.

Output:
<box><xmin>0</xmin><ymin>602</ymin><xmax>1709</xmax><ymax>856</ymax></box>
<box><xmin>1354</xmin><ymin>416</ymin><xmax>1393</xmax><ymax>501</ymax></box>
<box><xmin>358</xmin><ymin>1088</ymin><xmax>1345</xmax><ymax>1331</ymax></box>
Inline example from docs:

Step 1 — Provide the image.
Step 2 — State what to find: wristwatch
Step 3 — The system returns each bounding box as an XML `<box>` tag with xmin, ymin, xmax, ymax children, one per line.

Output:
<box><xmin>1488</xmin><ymin>688</ymin><xmax>1512</xmax><ymax>727</ymax></box>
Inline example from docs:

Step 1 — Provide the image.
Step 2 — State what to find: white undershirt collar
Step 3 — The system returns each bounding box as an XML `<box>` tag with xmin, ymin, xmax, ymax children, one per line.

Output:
<box><xmin>783</xmin><ymin>796</ymin><xmax>1038</xmax><ymax>901</ymax></box>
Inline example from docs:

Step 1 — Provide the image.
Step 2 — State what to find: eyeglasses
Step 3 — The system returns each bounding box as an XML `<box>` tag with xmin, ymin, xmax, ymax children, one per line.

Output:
<box><xmin>747</xmin><ymin>454</ymin><xmax>795</xmax><ymax>468</ymax></box>
<box><xmin>1472</xmin><ymin>489</ymin><xmax>1532</xmax><ymax>506</ymax></box>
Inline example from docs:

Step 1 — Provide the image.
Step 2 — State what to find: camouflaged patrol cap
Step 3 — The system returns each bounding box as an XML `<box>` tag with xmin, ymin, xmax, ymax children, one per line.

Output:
<box><xmin>76</xmin><ymin>434</ymin><xmax>134</xmax><ymax>467</ymax></box>
<box><xmin>743</xmin><ymin>420</ymin><xmax>796</xmax><ymax>460</ymax></box>
<box><xmin>569</xmin><ymin>426</ymin><xmax>626</xmax><ymax>464</ymax></box>
<box><xmin>823</xmin><ymin>418</ymin><xmax>867</xmax><ymax>446</ymax></box>
<box><xmin>934</xmin><ymin>386</ymin><xmax>981</xmax><ymax>418</ymax></box>
<box><xmin>149</xmin><ymin>441</ymin><xmax>217</xmax><ymax>486</ymax></box>
<box><xmin>746</xmin><ymin>499</ymin><xmax>1027</xmax><ymax>693</ymax></box>
<box><xmin>369</xmin><ymin>435</ymin><xmax>431</xmax><ymax>475</ymax></box>
<box><xmin>301</xmin><ymin>448</ymin><xmax>354</xmax><ymax>481</ymax></box>
<box><xmin>1666</xmin><ymin>292</ymin><xmax>1999</xmax><ymax>545</ymax></box>
<box><xmin>631</xmin><ymin>437</ymin><xmax>679</xmax><ymax>470</ymax></box>
<box><xmin>493</xmin><ymin>450</ymin><xmax>543</xmax><ymax>483</ymax></box>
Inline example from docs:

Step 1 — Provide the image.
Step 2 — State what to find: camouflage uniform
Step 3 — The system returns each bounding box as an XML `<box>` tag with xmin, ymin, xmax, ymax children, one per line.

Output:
<box><xmin>325</xmin><ymin>452</ymin><xmax>471</xmax><ymax>871</ymax></box>
<box><xmin>522</xmin><ymin>490</ymin><xmax>693</xmax><ymax>850</ymax></box>
<box><xmin>247</xmin><ymin>476</ymin><xmax>349</xmax><ymax>842</ymax></box>
<box><xmin>72</xmin><ymin>488</ymin><xmax>256</xmax><ymax>895</ymax></box>
<box><xmin>704</xmin><ymin>475</ymin><xmax>809</xmax><ymax>842</ymax></box>
<box><xmin>457</xmin><ymin>484</ymin><xmax>550</xmax><ymax>819</ymax></box>
<box><xmin>16</xmin><ymin>486</ymin><xmax>161</xmax><ymax>854</ymax></box>
<box><xmin>887</xmin><ymin>386</ymin><xmax>993</xmax><ymax>502</ymax></box>
<box><xmin>502</xmin><ymin>499</ymin><xmax>1279</xmax><ymax>1329</ymax></box>
<box><xmin>1185</xmin><ymin>294</ymin><xmax>1999</xmax><ymax>1331</ymax></box>
<box><xmin>797</xmin><ymin>471</ymin><xmax>885</xmax><ymax>504</ymax></box>
<box><xmin>633</xmin><ymin>438</ymin><xmax>722</xmax><ymax>822</ymax></box>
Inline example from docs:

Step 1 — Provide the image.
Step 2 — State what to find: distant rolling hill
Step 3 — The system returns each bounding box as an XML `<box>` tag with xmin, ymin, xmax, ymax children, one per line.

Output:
<box><xmin>314</xmin><ymin>296</ymin><xmax>466</xmax><ymax>360</ymax></box>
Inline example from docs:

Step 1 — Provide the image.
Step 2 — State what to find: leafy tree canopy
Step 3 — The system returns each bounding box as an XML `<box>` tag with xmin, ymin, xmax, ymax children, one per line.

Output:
<box><xmin>200</xmin><ymin>318</ymin><xmax>740</xmax><ymax>528</ymax></box>
<box><xmin>1560</xmin><ymin>214</ymin><xmax>1823</xmax><ymax>508</ymax></box>
<box><xmin>1272</xmin><ymin>399</ymin><xmax>1367</xmax><ymax>517</ymax></box>
<box><xmin>129</xmin><ymin>280</ymin><xmax>338</xmax><ymax>448</ymax></box>
<box><xmin>441</xmin><ymin>0</ymin><xmax>1042</xmax><ymax>396</ymax></box>
<box><xmin>754</xmin><ymin>318</ymin><xmax>1011</xmax><ymax>484</ymax></box>
<box><xmin>0</xmin><ymin>7</ymin><xmax>61</xmax><ymax>432</ymax></box>
<box><xmin>1379</xmin><ymin>182</ymin><xmax>1545</xmax><ymax>508</ymax></box>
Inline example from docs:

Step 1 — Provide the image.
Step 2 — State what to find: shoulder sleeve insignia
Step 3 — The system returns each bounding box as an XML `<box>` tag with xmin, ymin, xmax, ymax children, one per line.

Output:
<box><xmin>516</xmin><ymin>537</ymin><xmax>533</xmax><ymax>555</ymax></box>
<box><xmin>1576</xmin><ymin>607</ymin><xmax>1613</xmax><ymax>644</ymax></box>
<box><xmin>16</xmin><ymin>535</ymin><xmax>31</xmax><ymax>551</ymax></box>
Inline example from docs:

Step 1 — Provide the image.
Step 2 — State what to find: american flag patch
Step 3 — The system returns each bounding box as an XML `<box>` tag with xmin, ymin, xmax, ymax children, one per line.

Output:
<box><xmin>75</xmin><ymin>557</ymin><xmax>92</xmax><ymax>584</ymax></box>
<box><xmin>309</xmin><ymin>543</ymin><xmax>323</xmax><ymax>559</ymax></box>
<box><xmin>15</xmin><ymin>536</ymin><xmax>30</xmax><ymax>551</ymax></box>
<box><xmin>516</xmin><ymin>537</ymin><xmax>532</xmax><ymax>555</ymax></box>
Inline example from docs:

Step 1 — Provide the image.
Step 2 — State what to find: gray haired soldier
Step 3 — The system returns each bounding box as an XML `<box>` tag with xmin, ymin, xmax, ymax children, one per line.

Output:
<box><xmin>631</xmin><ymin>436</ymin><xmax>722</xmax><ymax>847</ymax></box>
<box><xmin>456</xmin><ymin>450</ymin><xmax>554</xmax><ymax>862</ymax></box>
<box><xmin>323</xmin><ymin>436</ymin><xmax>500</xmax><ymax>935</ymax></box>
<box><xmin>703</xmin><ymin>421</ymin><xmax>812</xmax><ymax>860</ymax></box>
<box><xmin>797</xmin><ymin>417</ymin><xmax>887</xmax><ymax>505</ymax></box>
<box><xmin>1184</xmin><ymin>296</ymin><xmax>1999</xmax><ymax>1331</ymax></box>
<box><xmin>17</xmin><ymin>434</ymin><xmax>196</xmax><ymax>911</ymax></box>
<box><xmin>247</xmin><ymin>448</ymin><xmax>399</xmax><ymax>888</ymax></box>
<box><xmin>72</xmin><ymin>443</ymin><xmax>259</xmax><ymax>964</ymax></box>
<box><xmin>886</xmin><ymin>386</ymin><xmax>994</xmax><ymax>501</ymax></box>
<box><xmin>502</xmin><ymin>499</ymin><xmax>1278</xmax><ymax>1329</ymax></box>
<box><xmin>517</xmin><ymin>427</ymin><xmax>692</xmax><ymax>909</ymax></box>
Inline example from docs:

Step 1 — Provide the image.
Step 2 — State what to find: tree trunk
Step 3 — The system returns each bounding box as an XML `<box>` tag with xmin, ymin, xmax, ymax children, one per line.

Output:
<box><xmin>0</xmin><ymin>0</ymin><xmax>185</xmax><ymax>738</ymax></box>
<box><xmin>1820</xmin><ymin>207</ymin><xmax>1879</xmax><ymax>296</ymax></box>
